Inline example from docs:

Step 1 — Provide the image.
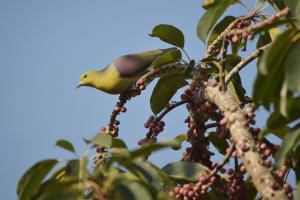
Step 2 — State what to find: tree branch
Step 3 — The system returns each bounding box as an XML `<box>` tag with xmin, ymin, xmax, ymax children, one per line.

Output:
<box><xmin>225</xmin><ymin>44</ymin><xmax>270</xmax><ymax>85</ymax></box>
<box><xmin>202</xmin><ymin>85</ymin><xmax>288</xmax><ymax>200</ymax></box>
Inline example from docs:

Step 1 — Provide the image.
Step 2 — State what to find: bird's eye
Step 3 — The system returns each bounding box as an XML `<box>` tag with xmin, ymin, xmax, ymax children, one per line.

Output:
<box><xmin>83</xmin><ymin>74</ymin><xmax>88</xmax><ymax>78</ymax></box>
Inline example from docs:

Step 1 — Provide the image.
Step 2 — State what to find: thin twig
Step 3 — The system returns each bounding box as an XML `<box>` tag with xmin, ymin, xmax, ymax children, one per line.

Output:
<box><xmin>209</xmin><ymin>146</ymin><xmax>234</xmax><ymax>178</ymax></box>
<box><xmin>145</xmin><ymin>100</ymin><xmax>187</xmax><ymax>140</ymax></box>
<box><xmin>225</xmin><ymin>44</ymin><xmax>269</xmax><ymax>85</ymax></box>
<box><xmin>219</xmin><ymin>36</ymin><xmax>229</xmax><ymax>91</ymax></box>
<box><xmin>156</xmin><ymin>100</ymin><xmax>187</xmax><ymax>122</ymax></box>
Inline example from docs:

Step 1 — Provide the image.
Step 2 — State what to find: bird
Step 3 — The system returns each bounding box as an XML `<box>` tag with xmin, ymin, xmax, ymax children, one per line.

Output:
<box><xmin>77</xmin><ymin>48</ymin><xmax>177</xmax><ymax>94</ymax></box>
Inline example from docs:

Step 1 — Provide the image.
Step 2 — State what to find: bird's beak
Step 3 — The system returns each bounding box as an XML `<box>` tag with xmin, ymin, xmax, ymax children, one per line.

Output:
<box><xmin>76</xmin><ymin>81</ymin><xmax>83</xmax><ymax>89</ymax></box>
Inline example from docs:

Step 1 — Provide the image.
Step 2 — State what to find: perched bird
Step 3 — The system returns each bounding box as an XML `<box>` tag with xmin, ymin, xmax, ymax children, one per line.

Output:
<box><xmin>77</xmin><ymin>48</ymin><xmax>176</xmax><ymax>94</ymax></box>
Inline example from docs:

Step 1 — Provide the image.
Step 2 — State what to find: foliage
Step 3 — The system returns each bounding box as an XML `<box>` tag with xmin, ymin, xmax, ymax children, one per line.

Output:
<box><xmin>18</xmin><ymin>1</ymin><xmax>300</xmax><ymax>200</ymax></box>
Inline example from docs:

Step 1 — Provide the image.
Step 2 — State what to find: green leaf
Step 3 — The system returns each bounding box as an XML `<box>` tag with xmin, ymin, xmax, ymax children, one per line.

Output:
<box><xmin>207</xmin><ymin>16</ymin><xmax>236</xmax><ymax>46</ymax></box>
<box><xmin>130</xmin><ymin>140</ymin><xmax>180</xmax><ymax>159</ymax></box>
<box><xmin>90</xmin><ymin>133</ymin><xmax>112</xmax><ymax>148</ymax></box>
<box><xmin>150</xmin><ymin>73</ymin><xmax>188</xmax><ymax>115</ymax></box>
<box><xmin>150</xmin><ymin>49</ymin><xmax>182</xmax><ymax>68</ymax></box>
<box><xmin>112</xmin><ymin>138</ymin><xmax>128</xmax><ymax>149</ymax></box>
<box><xmin>17</xmin><ymin>159</ymin><xmax>59</xmax><ymax>200</ymax></box>
<box><xmin>208</xmin><ymin>132</ymin><xmax>229</xmax><ymax>154</ymax></box>
<box><xmin>171</xmin><ymin>133</ymin><xmax>187</xmax><ymax>150</ymax></box>
<box><xmin>202</xmin><ymin>0</ymin><xmax>218</xmax><ymax>9</ymax></box>
<box><xmin>259</xmin><ymin>96</ymin><xmax>300</xmax><ymax>139</ymax></box>
<box><xmin>162</xmin><ymin>161</ymin><xmax>208</xmax><ymax>182</ymax></box>
<box><xmin>295</xmin><ymin>181</ymin><xmax>300</xmax><ymax>200</ymax></box>
<box><xmin>32</xmin><ymin>179</ymin><xmax>83</xmax><ymax>200</ymax></box>
<box><xmin>275</xmin><ymin>124</ymin><xmax>300</xmax><ymax>168</ymax></box>
<box><xmin>285</xmin><ymin>0</ymin><xmax>300</xmax><ymax>28</ymax></box>
<box><xmin>150</xmin><ymin>24</ymin><xmax>185</xmax><ymax>48</ymax></box>
<box><xmin>225</xmin><ymin>54</ymin><xmax>246</xmax><ymax>102</ymax></box>
<box><xmin>253</xmin><ymin>29</ymin><xmax>296</xmax><ymax>108</ymax></box>
<box><xmin>257</xmin><ymin>31</ymin><xmax>272</xmax><ymax>48</ymax></box>
<box><xmin>284</xmin><ymin>31</ymin><xmax>300</xmax><ymax>92</ymax></box>
<box><xmin>116</xmin><ymin>180</ymin><xmax>153</xmax><ymax>200</ymax></box>
<box><xmin>245</xmin><ymin>178</ymin><xmax>257</xmax><ymax>200</ymax></box>
<box><xmin>259</xmin><ymin>125</ymin><xmax>290</xmax><ymax>140</ymax></box>
<box><xmin>131</xmin><ymin>159</ymin><xmax>173</xmax><ymax>190</ymax></box>
<box><xmin>292</xmin><ymin>144</ymin><xmax>300</xmax><ymax>182</ymax></box>
<box><xmin>197</xmin><ymin>0</ymin><xmax>239</xmax><ymax>43</ymax></box>
<box><xmin>55</xmin><ymin>139</ymin><xmax>76</xmax><ymax>154</ymax></box>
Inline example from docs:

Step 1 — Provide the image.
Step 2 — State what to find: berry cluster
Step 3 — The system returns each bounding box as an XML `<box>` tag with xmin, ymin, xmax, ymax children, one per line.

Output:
<box><xmin>168</xmin><ymin>170</ymin><xmax>217</xmax><ymax>200</ymax></box>
<box><xmin>138</xmin><ymin>115</ymin><xmax>166</xmax><ymax>145</ymax></box>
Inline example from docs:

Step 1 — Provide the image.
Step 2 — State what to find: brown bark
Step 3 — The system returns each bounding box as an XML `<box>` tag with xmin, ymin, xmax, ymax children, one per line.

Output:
<box><xmin>202</xmin><ymin>85</ymin><xmax>288</xmax><ymax>200</ymax></box>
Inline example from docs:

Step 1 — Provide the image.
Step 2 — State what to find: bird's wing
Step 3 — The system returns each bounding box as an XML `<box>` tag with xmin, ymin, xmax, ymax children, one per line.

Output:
<box><xmin>112</xmin><ymin>48</ymin><xmax>176</xmax><ymax>77</ymax></box>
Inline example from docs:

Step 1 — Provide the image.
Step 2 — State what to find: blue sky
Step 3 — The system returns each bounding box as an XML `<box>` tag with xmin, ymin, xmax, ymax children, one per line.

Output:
<box><xmin>0</xmin><ymin>1</ymin><xmax>286</xmax><ymax>199</ymax></box>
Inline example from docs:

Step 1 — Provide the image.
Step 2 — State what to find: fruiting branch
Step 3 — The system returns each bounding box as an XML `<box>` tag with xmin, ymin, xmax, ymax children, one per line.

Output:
<box><xmin>202</xmin><ymin>85</ymin><xmax>289</xmax><ymax>200</ymax></box>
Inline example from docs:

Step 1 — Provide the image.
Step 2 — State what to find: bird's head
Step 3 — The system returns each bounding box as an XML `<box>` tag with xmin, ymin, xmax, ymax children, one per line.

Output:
<box><xmin>77</xmin><ymin>71</ymin><xmax>96</xmax><ymax>89</ymax></box>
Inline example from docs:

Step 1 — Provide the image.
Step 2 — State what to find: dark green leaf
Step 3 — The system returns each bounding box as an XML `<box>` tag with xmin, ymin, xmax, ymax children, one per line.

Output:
<box><xmin>292</xmin><ymin>144</ymin><xmax>300</xmax><ymax>182</ymax></box>
<box><xmin>275</xmin><ymin>124</ymin><xmax>300</xmax><ymax>168</ymax></box>
<box><xmin>245</xmin><ymin>178</ymin><xmax>257</xmax><ymax>200</ymax></box>
<box><xmin>17</xmin><ymin>159</ymin><xmax>59</xmax><ymax>200</ymax></box>
<box><xmin>197</xmin><ymin>0</ymin><xmax>239</xmax><ymax>43</ymax></box>
<box><xmin>116</xmin><ymin>180</ymin><xmax>153</xmax><ymax>200</ymax></box>
<box><xmin>150</xmin><ymin>24</ymin><xmax>185</xmax><ymax>48</ymax></box>
<box><xmin>32</xmin><ymin>179</ymin><xmax>83</xmax><ymax>200</ymax></box>
<box><xmin>130</xmin><ymin>140</ymin><xmax>180</xmax><ymax>159</ymax></box>
<box><xmin>90</xmin><ymin>133</ymin><xmax>112</xmax><ymax>148</ymax></box>
<box><xmin>162</xmin><ymin>161</ymin><xmax>208</xmax><ymax>182</ymax></box>
<box><xmin>55</xmin><ymin>139</ymin><xmax>75</xmax><ymax>153</ymax></box>
<box><xmin>225</xmin><ymin>54</ymin><xmax>246</xmax><ymax>102</ymax></box>
<box><xmin>295</xmin><ymin>181</ymin><xmax>300</xmax><ymax>200</ymax></box>
<box><xmin>208</xmin><ymin>132</ymin><xmax>229</xmax><ymax>154</ymax></box>
<box><xmin>285</xmin><ymin>0</ymin><xmax>300</xmax><ymax>28</ymax></box>
<box><xmin>259</xmin><ymin>125</ymin><xmax>290</xmax><ymax>140</ymax></box>
<box><xmin>150</xmin><ymin>73</ymin><xmax>188</xmax><ymax>115</ymax></box>
<box><xmin>284</xmin><ymin>31</ymin><xmax>300</xmax><ymax>92</ymax></box>
<box><xmin>150</xmin><ymin>49</ymin><xmax>182</xmax><ymax>68</ymax></box>
<box><xmin>112</xmin><ymin>138</ymin><xmax>127</xmax><ymax>149</ymax></box>
<box><xmin>253</xmin><ymin>29</ymin><xmax>296</xmax><ymax>108</ymax></box>
<box><xmin>206</xmin><ymin>188</ymin><xmax>225</xmax><ymax>200</ymax></box>
<box><xmin>171</xmin><ymin>133</ymin><xmax>187</xmax><ymax>150</ymax></box>
<box><xmin>131</xmin><ymin>159</ymin><xmax>173</xmax><ymax>190</ymax></box>
<box><xmin>256</xmin><ymin>31</ymin><xmax>272</xmax><ymax>48</ymax></box>
<box><xmin>259</xmin><ymin>96</ymin><xmax>300</xmax><ymax>139</ymax></box>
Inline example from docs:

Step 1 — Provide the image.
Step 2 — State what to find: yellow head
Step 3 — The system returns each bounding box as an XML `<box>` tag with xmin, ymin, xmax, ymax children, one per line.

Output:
<box><xmin>77</xmin><ymin>71</ymin><xmax>98</xmax><ymax>89</ymax></box>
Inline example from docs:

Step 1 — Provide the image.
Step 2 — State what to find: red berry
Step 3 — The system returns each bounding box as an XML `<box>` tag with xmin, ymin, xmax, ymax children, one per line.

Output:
<box><xmin>260</xmin><ymin>143</ymin><xmax>267</xmax><ymax>150</ymax></box>
<box><xmin>121</xmin><ymin>107</ymin><xmax>127</xmax><ymax>112</ymax></box>
<box><xmin>283</xmin><ymin>183</ymin><xmax>290</xmax><ymax>192</ymax></box>
<box><xmin>263</xmin><ymin>159</ymin><xmax>272</xmax><ymax>167</ymax></box>
<box><xmin>181</xmin><ymin>94</ymin><xmax>189</xmax><ymax>101</ymax></box>
<box><xmin>114</xmin><ymin>107</ymin><xmax>121</xmax><ymax>112</ymax></box>
<box><xmin>219</xmin><ymin>117</ymin><xmax>228</xmax><ymax>126</ymax></box>
<box><xmin>210</xmin><ymin>176</ymin><xmax>217</xmax><ymax>184</ymax></box>
<box><xmin>144</xmin><ymin>122</ymin><xmax>150</xmax><ymax>128</ymax></box>
<box><xmin>232</xmin><ymin>34</ymin><xmax>240</xmax><ymax>43</ymax></box>
<box><xmin>157</xmin><ymin>121</ymin><xmax>165</xmax><ymax>127</ymax></box>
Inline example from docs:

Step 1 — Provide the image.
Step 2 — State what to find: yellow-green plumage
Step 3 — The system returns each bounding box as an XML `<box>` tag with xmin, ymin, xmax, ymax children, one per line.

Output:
<box><xmin>78</xmin><ymin>48</ymin><xmax>176</xmax><ymax>94</ymax></box>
